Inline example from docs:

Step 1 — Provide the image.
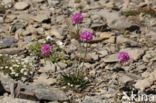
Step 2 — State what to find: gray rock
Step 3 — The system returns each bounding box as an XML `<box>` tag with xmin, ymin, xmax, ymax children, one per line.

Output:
<box><xmin>32</xmin><ymin>10</ymin><xmax>51</xmax><ymax>23</ymax></box>
<box><xmin>89</xmin><ymin>53</ymin><xmax>99</xmax><ymax>61</ymax></box>
<box><xmin>14</xmin><ymin>2</ymin><xmax>30</xmax><ymax>10</ymax></box>
<box><xmin>0</xmin><ymin>77</ymin><xmax>68</xmax><ymax>101</ymax></box>
<box><xmin>0</xmin><ymin>37</ymin><xmax>18</xmax><ymax>48</ymax></box>
<box><xmin>82</xmin><ymin>96</ymin><xmax>104</xmax><ymax>103</ymax></box>
<box><xmin>118</xmin><ymin>74</ymin><xmax>133</xmax><ymax>84</ymax></box>
<box><xmin>57</xmin><ymin>62</ymin><xmax>67</xmax><ymax>69</ymax></box>
<box><xmin>0</xmin><ymin>96</ymin><xmax>37</xmax><ymax>103</ymax></box>
<box><xmin>34</xmin><ymin>87</ymin><xmax>68</xmax><ymax>101</ymax></box>
<box><xmin>120</xmin><ymin>48</ymin><xmax>145</xmax><ymax>61</ymax></box>
<box><xmin>117</xmin><ymin>35</ymin><xmax>137</xmax><ymax>46</ymax></box>
<box><xmin>39</xmin><ymin>61</ymin><xmax>56</xmax><ymax>73</ymax></box>
<box><xmin>2</xmin><ymin>0</ymin><xmax>14</xmax><ymax>4</ymax></box>
<box><xmin>103</xmin><ymin>54</ymin><xmax>118</xmax><ymax>63</ymax></box>
<box><xmin>143</xmin><ymin>50</ymin><xmax>156</xmax><ymax>62</ymax></box>
<box><xmin>33</xmin><ymin>0</ymin><xmax>45</xmax><ymax>3</ymax></box>
<box><xmin>96</xmin><ymin>9</ymin><xmax>132</xmax><ymax>30</ymax></box>
<box><xmin>0</xmin><ymin>48</ymin><xmax>24</xmax><ymax>55</ymax></box>
<box><xmin>97</xmin><ymin>48</ymin><xmax>108</xmax><ymax>57</ymax></box>
<box><xmin>146</xmin><ymin>30</ymin><xmax>156</xmax><ymax>44</ymax></box>
<box><xmin>48</xmin><ymin>0</ymin><xmax>60</xmax><ymax>6</ymax></box>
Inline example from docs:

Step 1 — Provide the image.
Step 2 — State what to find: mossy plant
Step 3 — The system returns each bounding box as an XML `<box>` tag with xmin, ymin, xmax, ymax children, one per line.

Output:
<box><xmin>122</xmin><ymin>10</ymin><xmax>140</xmax><ymax>17</ymax></box>
<box><xmin>60</xmin><ymin>70</ymin><xmax>90</xmax><ymax>91</ymax></box>
<box><xmin>28</xmin><ymin>42</ymin><xmax>42</xmax><ymax>57</ymax></box>
<box><xmin>122</xmin><ymin>8</ymin><xmax>156</xmax><ymax>17</ymax></box>
<box><xmin>0</xmin><ymin>54</ymin><xmax>35</xmax><ymax>80</ymax></box>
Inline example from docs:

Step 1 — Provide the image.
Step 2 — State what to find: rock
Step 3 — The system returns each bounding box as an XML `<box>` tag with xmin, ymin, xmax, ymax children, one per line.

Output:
<box><xmin>146</xmin><ymin>30</ymin><xmax>156</xmax><ymax>44</ymax></box>
<box><xmin>0</xmin><ymin>17</ymin><xmax>3</xmax><ymax>23</ymax></box>
<box><xmin>32</xmin><ymin>10</ymin><xmax>51</xmax><ymax>23</ymax></box>
<box><xmin>96</xmin><ymin>9</ymin><xmax>132</xmax><ymax>30</ymax></box>
<box><xmin>103</xmin><ymin>54</ymin><xmax>118</xmax><ymax>63</ymax></box>
<box><xmin>33</xmin><ymin>0</ymin><xmax>45</xmax><ymax>3</ymax></box>
<box><xmin>50</xmin><ymin>29</ymin><xmax>63</xmax><ymax>39</ymax></box>
<box><xmin>14</xmin><ymin>2</ymin><xmax>30</xmax><ymax>10</ymax></box>
<box><xmin>0</xmin><ymin>96</ymin><xmax>37</xmax><ymax>103</ymax></box>
<box><xmin>0</xmin><ymin>37</ymin><xmax>18</xmax><ymax>48</ymax></box>
<box><xmin>33</xmin><ymin>74</ymin><xmax>57</xmax><ymax>85</ymax></box>
<box><xmin>34</xmin><ymin>86</ymin><xmax>68</xmax><ymax>101</ymax></box>
<box><xmin>48</xmin><ymin>0</ymin><xmax>60</xmax><ymax>6</ymax></box>
<box><xmin>117</xmin><ymin>35</ymin><xmax>137</xmax><ymax>46</ymax></box>
<box><xmin>97</xmin><ymin>48</ymin><xmax>108</xmax><ymax>57</ymax></box>
<box><xmin>39</xmin><ymin>61</ymin><xmax>56</xmax><ymax>73</ymax></box>
<box><xmin>89</xmin><ymin>52</ymin><xmax>99</xmax><ymax>61</ymax></box>
<box><xmin>118</xmin><ymin>74</ymin><xmax>133</xmax><ymax>84</ymax></box>
<box><xmin>143</xmin><ymin>50</ymin><xmax>156</xmax><ymax>62</ymax></box>
<box><xmin>120</xmin><ymin>48</ymin><xmax>145</xmax><ymax>61</ymax></box>
<box><xmin>134</xmin><ymin>70</ymin><xmax>156</xmax><ymax>91</ymax></box>
<box><xmin>0</xmin><ymin>77</ymin><xmax>68</xmax><ymax>101</ymax></box>
<box><xmin>2</xmin><ymin>0</ymin><xmax>14</xmax><ymax>5</ymax></box>
<box><xmin>0</xmin><ymin>48</ymin><xmax>24</xmax><ymax>55</ymax></box>
<box><xmin>57</xmin><ymin>62</ymin><xmax>67</xmax><ymax>69</ymax></box>
<box><xmin>82</xmin><ymin>96</ymin><xmax>104</xmax><ymax>103</ymax></box>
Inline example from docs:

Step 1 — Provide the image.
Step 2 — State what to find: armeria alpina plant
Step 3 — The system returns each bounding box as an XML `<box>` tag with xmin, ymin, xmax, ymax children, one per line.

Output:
<box><xmin>69</xmin><ymin>13</ymin><xmax>83</xmax><ymax>40</ymax></box>
<box><xmin>80</xmin><ymin>30</ymin><xmax>93</xmax><ymax>61</ymax></box>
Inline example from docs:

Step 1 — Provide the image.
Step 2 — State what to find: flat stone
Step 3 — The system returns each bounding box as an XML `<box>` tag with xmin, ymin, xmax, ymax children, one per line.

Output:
<box><xmin>0</xmin><ymin>37</ymin><xmax>18</xmax><ymax>48</ymax></box>
<box><xmin>82</xmin><ymin>96</ymin><xmax>104</xmax><ymax>103</ymax></box>
<box><xmin>33</xmin><ymin>74</ymin><xmax>57</xmax><ymax>85</ymax></box>
<box><xmin>0</xmin><ymin>96</ymin><xmax>37</xmax><ymax>103</ymax></box>
<box><xmin>14</xmin><ymin>2</ymin><xmax>30</xmax><ymax>10</ymax></box>
<box><xmin>0</xmin><ymin>48</ymin><xmax>24</xmax><ymax>55</ymax></box>
<box><xmin>96</xmin><ymin>9</ymin><xmax>132</xmax><ymax>30</ymax></box>
<box><xmin>103</xmin><ymin>54</ymin><xmax>118</xmax><ymax>63</ymax></box>
<box><xmin>34</xmin><ymin>87</ymin><xmax>68</xmax><ymax>101</ymax></box>
<box><xmin>32</xmin><ymin>10</ymin><xmax>51</xmax><ymax>23</ymax></box>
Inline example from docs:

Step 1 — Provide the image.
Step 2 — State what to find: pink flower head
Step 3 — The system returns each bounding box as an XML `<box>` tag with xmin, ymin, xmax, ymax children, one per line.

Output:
<box><xmin>41</xmin><ymin>44</ymin><xmax>51</xmax><ymax>55</ymax></box>
<box><xmin>118</xmin><ymin>52</ymin><xmax>130</xmax><ymax>63</ymax></box>
<box><xmin>80</xmin><ymin>30</ymin><xmax>93</xmax><ymax>42</ymax></box>
<box><xmin>71</xmin><ymin>13</ymin><xmax>83</xmax><ymax>24</ymax></box>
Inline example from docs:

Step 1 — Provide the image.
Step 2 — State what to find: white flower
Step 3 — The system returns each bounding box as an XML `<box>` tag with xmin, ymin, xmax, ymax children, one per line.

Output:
<box><xmin>56</xmin><ymin>41</ymin><xmax>64</xmax><ymax>48</ymax></box>
<box><xmin>15</xmin><ymin>73</ymin><xmax>19</xmax><ymax>77</ymax></box>
<box><xmin>0</xmin><ymin>54</ymin><xmax>3</xmax><ymax>57</ymax></box>
<box><xmin>11</xmin><ymin>71</ymin><xmax>16</xmax><ymax>75</ymax></box>
<box><xmin>24</xmin><ymin>72</ymin><xmax>28</xmax><ymax>76</ymax></box>
<box><xmin>5</xmin><ymin>66</ymin><xmax>9</xmax><ymax>69</ymax></box>
<box><xmin>46</xmin><ymin>36</ymin><xmax>53</xmax><ymax>41</ymax></box>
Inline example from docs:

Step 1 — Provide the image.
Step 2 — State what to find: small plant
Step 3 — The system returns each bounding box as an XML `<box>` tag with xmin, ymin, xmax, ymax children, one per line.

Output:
<box><xmin>69</xmin><ymin>13</ymin><xmax>83</xmax><ymax>40</ymax></box>
<box><xmin>0</xmin><ymin>54</ymin><xmax>35</xmax><ymax>80</ymax></box>
<box><xmin>29</xmin><ymin>42</ymin><xmax>42</xmax><ymax>57</ymax></box>
<box><xmin>122</xmin><ymin>10</ymin><xmax>140</xmax><ymax>17</ymax></box>
<box><xmin>0</xmin><ymin>3</ymin><xmax>6</xmax><ymax>14</ymax></box>
<box><xmin>60</xmin><ymin>71</ymin><xmax>90</xmax><ymax>91</ymax></box>
<box><xmin>122</xmin><ymin>8</ymin><xmax>156</xmax><ymax>17</ymax></box>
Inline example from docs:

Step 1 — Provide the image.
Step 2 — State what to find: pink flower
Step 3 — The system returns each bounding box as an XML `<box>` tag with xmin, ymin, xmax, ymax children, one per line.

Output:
<box><xmin>41</xmin><ymin>44</ymin><xmax>51</xmax><ymax>55</ymax></box>
<box><xmin>71</xmin><ymin>13</ymin><xmax>83</xmax><ymax>24</ymax></box>
<box><xmin>118</xmin><ymin>52</ymin><xmax>130</xmax><ymax>63</ymax></box>
<box><xmin>80</xmin><ymin>30</ymin><xmax>93</xmax><ymax>42</ymax></box>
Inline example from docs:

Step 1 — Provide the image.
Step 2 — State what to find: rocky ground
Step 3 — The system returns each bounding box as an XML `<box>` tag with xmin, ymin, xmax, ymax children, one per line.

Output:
<box><xmin>0</xmin><ymin>0</ymin><xmax>156</xmax><ymax>103</ymax></box>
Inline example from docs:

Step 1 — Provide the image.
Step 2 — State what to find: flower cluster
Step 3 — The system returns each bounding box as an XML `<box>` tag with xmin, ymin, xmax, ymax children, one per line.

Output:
<box><xmin>41</xmin><ymin>44</ymin><xmax>51</xmax><ymax>55</ymax></box>
<box><xmin>118</xmin><ymin>52</ymin><xmax>130</xmax><ymax>63</ymax></box>
<box><xmin>80</xmin><ymin>30</ymin><xmax>93</xmax><ymax>42</ymax></box>
<box><xmin>0</xmin><ymin>54</ymin><xmax>35</xmax><ymax>80</ymax></box>
<box><xmin>71</xmin><ymin>13</ymin><xmax>83</xmax><ymax>24</ymax></box>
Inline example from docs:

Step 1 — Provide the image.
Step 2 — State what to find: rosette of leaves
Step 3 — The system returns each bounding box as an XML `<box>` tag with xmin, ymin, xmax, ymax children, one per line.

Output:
<box><xmin>60</xmin><ymin>71</ymin><xmax>90</xmax><ymax>91</ymax></box>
